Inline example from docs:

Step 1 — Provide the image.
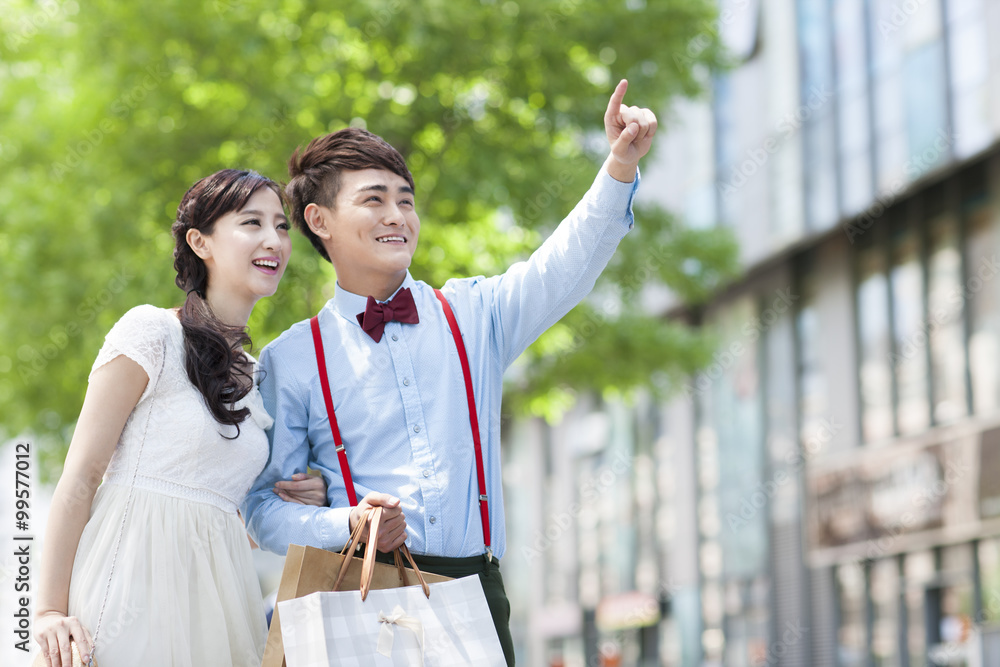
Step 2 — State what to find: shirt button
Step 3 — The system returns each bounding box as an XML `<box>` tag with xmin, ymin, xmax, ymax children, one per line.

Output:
<box><xmin>423</xmin><ymin>469</ymin><xmax>431</xmax><ymax>478</ymax></box>
<box><xmin>392</xmin><ymin>334</ymin><xmax>399</xmax><ymax>341</ymax></box>
<box><xmin>429</xmin><ymin>516</ymin><xmax>437</xmax><ymax>524</ymax></box>
<box><xmin>403</xmin><ymin>378</ymin><xmax>410</xmax><ymax>386</ymax></box>
<box><xmin>413</xmin><ymin>425</ymin><xmax>421</xmax><ymax>433</ymax></box>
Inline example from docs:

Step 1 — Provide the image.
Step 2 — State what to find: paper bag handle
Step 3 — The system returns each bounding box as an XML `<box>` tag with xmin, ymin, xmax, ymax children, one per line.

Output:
<box><xmin>332</xmin><ymin>506</ymin><xmax>432</xmax><ymax>601</ymax></box>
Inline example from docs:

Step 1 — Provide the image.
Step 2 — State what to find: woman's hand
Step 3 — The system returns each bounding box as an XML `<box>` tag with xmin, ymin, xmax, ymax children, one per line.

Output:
<box><xmin>34</xmin><ymin>611</ymin><xmax>93</xmax><ymax>667</ymax></box>
<box><xmin>273</xmin><ymin>472</ymin><xmax>328</xmax><ymax>506</ymax></box>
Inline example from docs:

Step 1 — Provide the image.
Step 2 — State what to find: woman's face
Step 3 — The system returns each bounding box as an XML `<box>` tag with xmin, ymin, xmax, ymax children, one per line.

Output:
<box><xmin>197</xmin><ymin>187</ymin><xmax>292</xmax><ymax>303</ymax></box>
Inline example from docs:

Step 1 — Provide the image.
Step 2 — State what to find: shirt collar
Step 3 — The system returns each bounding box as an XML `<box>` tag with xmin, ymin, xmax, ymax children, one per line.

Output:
<box><xmin>329</xmin><ymin>272</ymin><xmax>417</xmax><ymax>325</ymax></box>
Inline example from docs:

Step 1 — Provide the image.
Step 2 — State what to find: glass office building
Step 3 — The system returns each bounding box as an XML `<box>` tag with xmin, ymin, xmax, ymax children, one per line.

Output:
<box><xmin>502</xmin><ymin>1</ymin><xmax>1000</xmax><ymax>665</ymax></box>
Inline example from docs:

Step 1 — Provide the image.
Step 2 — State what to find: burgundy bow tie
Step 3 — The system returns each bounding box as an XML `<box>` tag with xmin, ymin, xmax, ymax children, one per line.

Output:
<box><xmin>356</xmin><ymin>288</ymin><xmax>419</xmax><ymax>342</ymax></box>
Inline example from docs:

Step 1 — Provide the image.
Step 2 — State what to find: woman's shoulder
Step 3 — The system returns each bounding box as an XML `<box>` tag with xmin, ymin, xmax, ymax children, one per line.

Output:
<box><xmin>102</xmin><ymin>305</ymin><xmax>181</xmax><ymax>354</ymax></box>
<box><xmin>91</xmin><ymin>305</ymin><xmax>180</xmax><ymax>387</ymax></box>
<box><xmin>110</xmin><ymin>304</ymin><xmax>179</xmax><ymax>334</ymax></box>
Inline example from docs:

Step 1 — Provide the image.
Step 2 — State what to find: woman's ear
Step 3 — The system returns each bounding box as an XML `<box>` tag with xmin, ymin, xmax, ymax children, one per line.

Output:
<box><xmin>186</xmin><ymin>228</ymin><xmax>211</xmax><ymax>260</ymax></box>
<box><xmin>304</xmin><ymin>203</ymin><xmax>332</xmax><ymax>240</ymax></box>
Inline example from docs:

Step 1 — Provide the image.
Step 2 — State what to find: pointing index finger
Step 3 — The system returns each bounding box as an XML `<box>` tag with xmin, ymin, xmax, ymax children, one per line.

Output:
<box><xmin>606</xmin><ymin>79</ymin><xmax>628</xmax><ymax>119</ymax></box>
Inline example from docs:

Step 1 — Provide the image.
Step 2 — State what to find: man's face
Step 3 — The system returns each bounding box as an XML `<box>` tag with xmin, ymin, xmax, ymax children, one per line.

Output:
<box><xmin>313</xmin><ymin>168</ymin><xmax>420</xmax><ymax>298</ymax></box>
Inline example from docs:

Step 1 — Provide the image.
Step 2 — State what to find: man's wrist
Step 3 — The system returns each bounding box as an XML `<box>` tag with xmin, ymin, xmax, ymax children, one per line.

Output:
<box><xmin>605</xmin><ymin>155</ymin><xmax>638</xmax><ymax>183</ymax></box>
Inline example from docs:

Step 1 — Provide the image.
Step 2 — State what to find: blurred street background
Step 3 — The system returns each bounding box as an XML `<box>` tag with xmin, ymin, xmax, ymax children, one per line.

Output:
<box><xmin>4</xmin><ymin>0</ymin><xmax>1000</xmax><ymax>665</ymax></box>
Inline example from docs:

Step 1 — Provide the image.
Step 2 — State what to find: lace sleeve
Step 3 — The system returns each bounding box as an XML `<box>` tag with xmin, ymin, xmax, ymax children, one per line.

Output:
<box><xmin>89</xmin><ymin>305</ymin><xmax>170</xmax><ymax>403</ymax></box>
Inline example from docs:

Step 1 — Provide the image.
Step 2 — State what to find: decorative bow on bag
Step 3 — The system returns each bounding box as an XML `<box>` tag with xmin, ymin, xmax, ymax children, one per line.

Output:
<box><xmin>377</xmin><ymin>604</ymin><xmax>425</xmax><ymax>665</ymax></box>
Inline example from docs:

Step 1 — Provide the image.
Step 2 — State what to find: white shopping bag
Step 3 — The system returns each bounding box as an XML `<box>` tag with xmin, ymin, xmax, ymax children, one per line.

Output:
<box><xmin>278</xmin><ymin>574</ymin><xmax>506</xmax><ymax>667</ymax></box>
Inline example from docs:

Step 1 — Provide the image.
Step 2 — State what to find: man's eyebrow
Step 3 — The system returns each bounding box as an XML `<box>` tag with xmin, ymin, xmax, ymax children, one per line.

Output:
<box><xmin>355</xmin><ymin>184</ymin><xmax>414</xmax><ymax>195</ymax></box>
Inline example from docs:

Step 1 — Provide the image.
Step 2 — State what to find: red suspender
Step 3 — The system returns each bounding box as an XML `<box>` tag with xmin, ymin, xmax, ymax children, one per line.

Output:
<box><xmin>310</xmin><ymin>315</ymin><xmax>358</xmax><ymax>506</ymax></box>
<box><xmin>433</xmin><ymin>289</ymin><xmax>491</xmax><ymax>552</ymax></box>
<box><xmin>309</xmin><ymin>290</ymin><xmax>492</xmax><ymax>554</ymax></box>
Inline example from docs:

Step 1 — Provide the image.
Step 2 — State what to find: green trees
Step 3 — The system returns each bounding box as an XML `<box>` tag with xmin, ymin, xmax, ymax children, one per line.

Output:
<box><xmin>0</xmin><ymin>0</ymin><xmax>737</xmax><ymax>470</ymax></box>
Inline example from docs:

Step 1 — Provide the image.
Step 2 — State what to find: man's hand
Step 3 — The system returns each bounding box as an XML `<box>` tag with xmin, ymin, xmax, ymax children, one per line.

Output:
<box><xmin>604</xmin><ymin>78</ymin><xmax>658</xmax><ymax>183</ymax></box>
<box><xmin>349</xmin><ymin>491</ymin><xmax>407</xmax><ymax>553</ymax></box>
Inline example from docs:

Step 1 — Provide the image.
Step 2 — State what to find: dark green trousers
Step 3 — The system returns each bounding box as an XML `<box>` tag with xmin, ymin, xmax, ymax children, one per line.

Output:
<box><xmin>374</xmin><ymin>550</ymin><xmax>515</xmax><ymax>666</ymax></box>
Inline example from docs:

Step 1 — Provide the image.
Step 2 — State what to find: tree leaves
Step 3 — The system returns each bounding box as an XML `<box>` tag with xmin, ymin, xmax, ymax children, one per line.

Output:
<box><xmin>0</xmin><ymin>0</ymin><xmax>736</xmax><ymax>471</ymax></box>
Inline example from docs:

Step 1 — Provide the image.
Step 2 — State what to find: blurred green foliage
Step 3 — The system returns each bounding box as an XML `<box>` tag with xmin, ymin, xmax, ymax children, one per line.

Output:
<box><xmin>0</xmin><ymin>0</ymin><xmax>738</xmax><ymax>473</ymax></box>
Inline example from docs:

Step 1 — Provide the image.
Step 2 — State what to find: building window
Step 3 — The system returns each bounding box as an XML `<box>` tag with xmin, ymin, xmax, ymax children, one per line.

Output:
<box><xmin>871</xmin><ymin>558</ymin><xmax>901</xmax><ymax>667</ymax></box>
<box><xmin>979</xmin><ymin>539</ymin><xmax>1000</xmax><ymax>628</ymax></box>
<box><xmin>857</xmin><ymin>240</ymin><xmax>894</xmax><ymax>443</ymax></box>
<box><xmin>902</xmin><ymin>41</ymin><xmax>948</xmax><ymax>174</ymax></box>
<box><xmin>765</xmin><ymin>292</ymin><xmax>799</xmax><ymax>518</ymax></box>
<box><xmin>868</xmin><ymin>0</ymin><xmax>907</xmax><ymax>193</ymax></box>
<box><xmin>713</xmin><ymin>72</ymin><xmax>738</xmax><ymax>229</ymax></box>
<box><xmin>890</xmin><ymin>223</ymin><xmax>930</xmax><ymax>435</ymax></box>
<box><xmin>711</xmin><ymin>298</ymin><xmax>768</xmax><ymax>579</ymax></box>
<box><xmin>797</xmin><ymin>0</ymin><xmax>838</xmax><ymax>230</ymax></box>
<box><xmin>926</xmin><ymin>194</ymin><xmax>967</xmax><ymax>423</ymax></box>
<box><xmin>851</xmin><ymin>165</ymin><xmax>994</xmax><ymax>439</ymax></box>
<box><xmin>797</xmin><ymin>268</ymin><xmax>831</xmax><ymax>450</ymax></box>
<box><xmin>947</xmin><ymin>0</ymin><xmax>992</xmax><ymax>157</ymax></box>
<box><xmin>833</xmin><ymin>0</ymin><xmax>873</xmax><ymax>216</ymax></box>
<box><xmin>836</xmin><ymin>563</ymin><xmax>867</xmax><ymax>667</ymax></box>
<box><xmin>902</xmin><ymin>0</ymin><xmax>949</xmax><ymax>175</ymax></box>
<box><xmin>980</xmin><ymin>537</ymin><xmax>1000</xmax><ymax>667</ymax></box>
<box><xmin>929</xmin><ymin>544</ymin><xmax>976</xmax><ymax>663</ymax></box>
<box><xmin>869</xmin><ymin>0</ymin><xmax>949</xmax><ymax>190</ymax></box>
<box><xmin>697</xmin><ymin>296</ymin><xmax>774</xmax><ymax>665</ymax></box>
<box><xmin>904</xmin><ymin>550</ymin><xmax>936</xmax><ymax>667</ymax></box>
<box><xmin>965</xmin><ymin>184</ymin><xmax>1000</xmax><ymax>416</ymax></box>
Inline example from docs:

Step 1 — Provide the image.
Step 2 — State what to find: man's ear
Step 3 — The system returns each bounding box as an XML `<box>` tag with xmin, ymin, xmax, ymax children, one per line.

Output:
<box><xmin>186</xmin><ymin>228</ymin><xmax>211</xmax><ymax>260</ymax></box>
<box><xmin>304</xmin><ymin>203</ymin><xmax>333</xmax><ymax>240</ymax></box>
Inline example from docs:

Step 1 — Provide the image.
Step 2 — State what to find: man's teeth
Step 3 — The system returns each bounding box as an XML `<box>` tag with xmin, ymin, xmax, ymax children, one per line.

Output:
<box><xmin>253</xmin><ymin>259</ymin><xmax>279</xmax><ymax>268</ymax></box>
<box><xmin>378</xmin><ymin>236</ymin><xmax>405</xmax><ymax>243</ymax></box>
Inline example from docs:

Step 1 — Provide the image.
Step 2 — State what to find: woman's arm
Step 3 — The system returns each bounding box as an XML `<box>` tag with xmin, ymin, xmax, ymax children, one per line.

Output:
<box><xmin>34</xmin><ymin>355</ymin><xmax>148</xmax><ymax>667</ymax></box>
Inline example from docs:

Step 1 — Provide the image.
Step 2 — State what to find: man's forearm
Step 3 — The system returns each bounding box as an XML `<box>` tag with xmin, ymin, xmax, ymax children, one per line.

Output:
<box><xmin>242</xmin><ymin>490</ymin><xmax>352</xmax><ymax>555</ymax></box>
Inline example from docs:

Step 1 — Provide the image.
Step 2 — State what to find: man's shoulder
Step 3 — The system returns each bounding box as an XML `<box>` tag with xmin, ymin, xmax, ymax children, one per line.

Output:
<box><xmin>261</xmin><ymin>317</ymin><xmax>315</xmax><ymax>357</ymax></box>
<box><xmin>432</xmin><ymin>275</ymin><xmax>501</xmax><ymax>318</ymax></box>
<box><xmin>431</xmin><ymin>275</ymin><xmax>493</xmax><ymax>301</ymax></box>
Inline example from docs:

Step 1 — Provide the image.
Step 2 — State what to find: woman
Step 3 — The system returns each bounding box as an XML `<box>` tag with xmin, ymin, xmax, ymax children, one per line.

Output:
<box><xmin>34</xmin><ymin>170</ymin><xmax>323</xmax><ymax>667</ymax></box>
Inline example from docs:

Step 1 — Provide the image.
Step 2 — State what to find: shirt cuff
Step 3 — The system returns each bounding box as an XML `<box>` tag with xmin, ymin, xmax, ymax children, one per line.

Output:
<box><xmin>319</xmin><ymin>506</ymin><xmax>354</xmax><ymax>550</ymax></box>
<box><xmin>593</xmin><ymin>165</ymin><xmax>640</xmax><ymax>230</ymax></box>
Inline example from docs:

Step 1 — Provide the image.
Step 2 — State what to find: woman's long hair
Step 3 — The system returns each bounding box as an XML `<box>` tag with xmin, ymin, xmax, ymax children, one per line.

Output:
<box><xmin>170</xmin><ymin>169</ymin><xmax>283</xmax><ymax>435</ymax></box>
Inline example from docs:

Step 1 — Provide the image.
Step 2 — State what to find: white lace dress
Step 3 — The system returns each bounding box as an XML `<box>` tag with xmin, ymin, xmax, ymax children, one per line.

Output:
<box><xmin>67</xmin><ymin>305</ymin><xmax>272</xmax><ymax>666</ymax></box>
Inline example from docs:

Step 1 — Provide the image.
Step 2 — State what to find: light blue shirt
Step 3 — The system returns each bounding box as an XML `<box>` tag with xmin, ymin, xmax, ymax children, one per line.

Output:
<box><xmin>242</xmin><ymin>166</ymin><xmax>639</xmax><ymax>559</ymax></box>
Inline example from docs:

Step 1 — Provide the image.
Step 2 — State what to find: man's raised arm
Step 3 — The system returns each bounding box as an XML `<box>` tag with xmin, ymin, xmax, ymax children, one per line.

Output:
<box><xmin>477</xmin><ymin>79</ymin><xmax>658</xmax><ymax>366</ymax></box>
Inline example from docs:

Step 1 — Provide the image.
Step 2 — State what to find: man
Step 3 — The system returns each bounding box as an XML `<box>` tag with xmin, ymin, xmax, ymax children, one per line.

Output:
<box><xmin>242</xmin><ymin>80</ymin><xmax>656</xmax><ymax>665</ymax></box>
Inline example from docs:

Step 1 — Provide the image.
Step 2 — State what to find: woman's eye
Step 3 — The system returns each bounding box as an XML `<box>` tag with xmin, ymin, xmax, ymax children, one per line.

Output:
<box><xmin>242</xmin><ymin>218</ymin><xmax>261</xmax><ymax>226</ymax></box>
<box><xmin>278</xmin><ymin>222</ymin><xmax>291</xmax><ymax>231</ymax></box>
